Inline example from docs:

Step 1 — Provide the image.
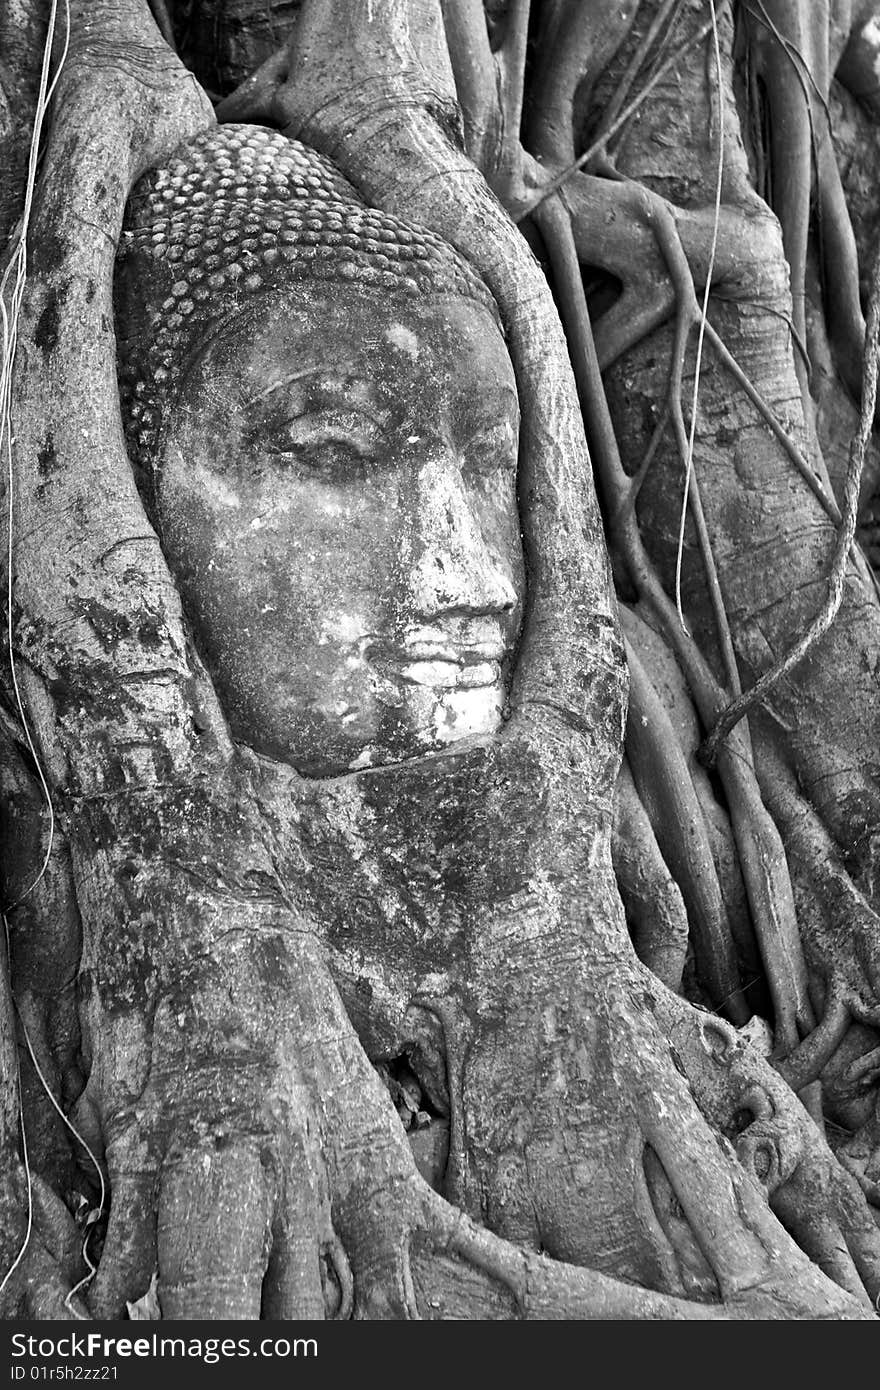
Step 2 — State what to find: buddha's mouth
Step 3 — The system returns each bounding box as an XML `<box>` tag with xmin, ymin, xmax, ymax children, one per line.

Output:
<box><xmin>397</xmin><ymin>657</ymin><xmax>501</xmax><ymax>689</ymax></box>
<box><xmin>368</xmin><ymin>623</ymin><xmax>508</xmax><ymax>692</ymax></box>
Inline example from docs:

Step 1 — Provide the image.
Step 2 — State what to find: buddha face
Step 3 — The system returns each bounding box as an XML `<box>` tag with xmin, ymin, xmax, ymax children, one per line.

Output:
<box><xmin>156</xmin><ymin>284</ymin><xmax>525</xmax><ymax>776</ymax></box>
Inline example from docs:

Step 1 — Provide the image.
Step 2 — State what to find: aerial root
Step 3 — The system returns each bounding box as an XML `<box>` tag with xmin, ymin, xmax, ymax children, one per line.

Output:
<box><xmin>612</xmin><ymin>758</ymin><xmax>689</xmax><ymax>992</ymax></box>
<box><xmin>623</xmin><ymin>630</ymin><xmax>746</xmax><ymax>1018</ymax></box>
<box><xmin>745</xmin><ymin>0</ymin><xmax>874</xmax><ymax>417</ymax></box>
<box><xmin>845</xmin><ymin>1047</ymin><xmax>880</xmax><ymax>1091</ymax></box>
<box><xmin>561</xmin><ymin>153</ymin><xmax>874</xmax><ymax>783</ymax></box>
<box><xmin>557</xmin><ymin>145</ymin><xmax>880</xmax><ymax>1082</ymax></box>
<box><xmin>775</xmin><ymin>987</ymin><xmax>851</xmax><ymax>1093</ymax></box>
<box><xmin>539</xmin><ymin>186</ymin><xmax>816</xmax><ymax>1057</ymax></box>
<box><xmin>589</xmin><ymin>0</ymin><xmax>688</xmax><ymax>157</ymax></box>
<box><xmin>701</xmin><ymin>232</ymin><xmax>880</xmax><ymax>763</ymax></box>
<box><xmin>322</xmin><ymin>1229</ymin><xmax>354</xmax><ymax>1320</ymax></box>
<box><xmin>516</xmin><ymin>2</ymin><xmax>731</xmax><ymax>221</ymax></box>
<box><xmin>756</xmin><ymin>739</ymin><xmax>880</xmax><ymax>1091</ymax></box>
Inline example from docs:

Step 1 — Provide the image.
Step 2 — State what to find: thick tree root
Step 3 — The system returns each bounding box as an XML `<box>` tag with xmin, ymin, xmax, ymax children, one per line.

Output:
<box><xmin>53</xmin><ymin>911</ymin><xmax>869</xmax><ymax>1322</ymax></box>
<box><xmin>6</xmin><ymin>0</ymin><xmax>880</xmax><ymax>1324</ymax></box>
<box><xmin>655</xmin><ymin>981</ymin><xmax>880</xmax><ymax>1310</ymax></box>
<box><xmin>0</xmin><ymin>1169</ymin><xmax>89</xmax><ymax>1319</ymax></box>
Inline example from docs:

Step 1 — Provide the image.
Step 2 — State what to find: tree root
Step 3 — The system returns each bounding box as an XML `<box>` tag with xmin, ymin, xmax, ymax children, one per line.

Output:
<box><xmin>527</xmin><ymin>63</ymin><xmax>880</xmax><ymax>1095</ymax></box>
<box><xmin>656</xmin><ymin>981</ymin><xmax>880</xmax><ymax>1310</ymax></box>
<box><xmin>623</xmin><ymin>631</ymin><xmax>747</xmax><ymax>1019</ymax></box>
<box><xmin>69</xmin><ymin>910</ymin><xmax>874</xmax><ymax>1321</ymax></box>
<box><xmin>7</xmin><ymin>0</ymin><xmax>880</xmax><ymax>1324</ymax></box>
<box><xmin>532</xmin><ymin>187</ymin><xmax>814</xmax><ymax>1060</ymax></box>
<box><xmin>744</xmin><ymin>0</ymin><xmax>872</xmax><ymax>414</ymax></box>
<box><xmin>755</xmin><ymin>737</ymin><xmax>880</xmax><ymax>1080</ymax></box>
<box><xmin>701</xmin><ymin>231</ymin><xmax>880</xmax><ymax>763</ymax></box>
<box><xmin>612</xmin><ymin>758</ymin><xmax>689</xmax><ymax>992</ymax></box>
<box><xmin>623</xmin><ymin>603</ymin><xmax>767</xmax><ymax>997</ymax></box>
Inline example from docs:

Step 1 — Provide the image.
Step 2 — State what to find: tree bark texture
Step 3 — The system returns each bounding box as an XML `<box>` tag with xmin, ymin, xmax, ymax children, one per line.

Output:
<box><xmin>2</xmin><ymin>0</ymin><xmax>880</xmax><ymax>1320</ymax></box>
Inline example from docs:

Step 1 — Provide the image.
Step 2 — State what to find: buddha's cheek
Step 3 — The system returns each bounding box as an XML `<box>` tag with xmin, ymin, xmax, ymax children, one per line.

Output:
<box><xmin>231</xmin><ymin>506</ymin><xmax>405</xmax><ymax>757</ymax></box>
<box><xmin>274</xmin><ymin>609</ymin><xmax>405</xmax><ymax>745</ymax></box>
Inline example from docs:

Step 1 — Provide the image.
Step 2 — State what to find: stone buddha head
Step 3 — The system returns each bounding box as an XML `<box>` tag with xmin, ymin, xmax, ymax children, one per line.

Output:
<box><xmin>115</xmin><ymin>126</ymin><xmax>524</xmax><ymax>778</ymax></box>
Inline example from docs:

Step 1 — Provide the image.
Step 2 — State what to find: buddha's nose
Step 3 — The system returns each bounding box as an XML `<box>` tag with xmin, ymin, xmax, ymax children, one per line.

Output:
<box><xmin>407</xmin><ymin>456</ymin><xmax>518</xmax><ymax>619</ymax></box>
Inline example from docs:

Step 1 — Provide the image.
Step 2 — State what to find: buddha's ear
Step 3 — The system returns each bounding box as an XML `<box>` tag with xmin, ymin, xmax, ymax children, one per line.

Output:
<box><xmin>259</xmin><ymin>0</ymin><xmax>623</xmax><ymax>759</ymax></box>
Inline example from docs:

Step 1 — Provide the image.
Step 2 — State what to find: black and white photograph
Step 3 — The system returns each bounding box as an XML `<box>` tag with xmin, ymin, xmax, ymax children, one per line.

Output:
<box><xmin>2</xmin><ymin>0</ymin><xmax>880</xmax><ymax>1347</ymax></box>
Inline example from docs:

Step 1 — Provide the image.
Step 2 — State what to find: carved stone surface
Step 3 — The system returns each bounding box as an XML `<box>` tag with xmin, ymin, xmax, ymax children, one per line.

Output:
<box><xmin>116</xmin><ymin>126</ymin><xmax>524</xmax><ymax>776</ymax></box>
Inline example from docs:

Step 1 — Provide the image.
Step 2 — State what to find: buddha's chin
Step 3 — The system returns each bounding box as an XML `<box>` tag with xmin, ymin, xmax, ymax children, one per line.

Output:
<box><xmin>391</xmin><ymin>680</ymin><xmax>504</xmax><ymax>761</ymax></box>
<box><xmin>423</xmin><ymin>678</ymin><xmax>506</xmax><ymax>744</ymax></box>
<box><xmin>340</xmin><ymin>678</ymin><xmax>505</xmax><ymax>773</ymax></box>
<box><xmin>239</xmin><ymin>670</ymin><xmax>508</xmax><ymax>777</ymax></box>
<box><xmin>286</xmin><ymin>675</ymin><xmax>500</xmax><ymax>778</ymax></box>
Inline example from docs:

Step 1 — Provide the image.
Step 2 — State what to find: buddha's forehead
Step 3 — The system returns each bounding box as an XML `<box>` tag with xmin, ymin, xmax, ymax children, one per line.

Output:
<box><xmin>215</xmin><ymin>284</ymin><xmax>506</xmax><ymax>363</ymax></box>
<box><xmin>191</xmin><ymin>287</ymin><xmax>518</xmax><ymax>425</ymax></box>
<box><xmin>115</xmin><ymin>124</ymin><xmax>501</xmax><ymax>485</ymax></box>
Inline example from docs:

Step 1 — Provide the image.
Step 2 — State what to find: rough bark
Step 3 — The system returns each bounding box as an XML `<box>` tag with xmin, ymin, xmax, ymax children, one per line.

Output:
<box><xmin>2</xmin><ymin>0</ymin><xmax>880</xmax><ymax>1321</ymax></box>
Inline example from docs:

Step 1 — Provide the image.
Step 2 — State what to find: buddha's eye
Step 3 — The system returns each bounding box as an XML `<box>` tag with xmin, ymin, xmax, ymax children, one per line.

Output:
<box><xmin>263</xmin><ymin>414</ymin><xmax>379</xmax><ymax>480</ymax></box>
<box><xmin>463</xmin><ymin>419</ymin><xmax>519</xmax><ymax>478</ymax></box>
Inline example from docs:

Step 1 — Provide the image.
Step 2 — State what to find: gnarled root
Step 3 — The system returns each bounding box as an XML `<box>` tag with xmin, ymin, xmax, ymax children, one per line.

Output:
<box><xmin>59</xmin><ymin>881</ymin><xmax>874</xmax><ymax>1322</ymax></box>
<box><xmin>0</xmin><ymin>1167</ymin><xmax>89</xmax><ymax>1319</ymax></box>
<box><xmin>656</xmin><ymin>981</ymin><xmax>880</xmax><ymax>1310</ymax></box>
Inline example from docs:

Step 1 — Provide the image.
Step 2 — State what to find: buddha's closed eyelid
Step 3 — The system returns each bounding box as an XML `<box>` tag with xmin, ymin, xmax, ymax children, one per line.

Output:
<box><xmin>258</xmin><ymin>411</ymin><xmax>390</xmax><ymax>484</ymax></box>
<box><xmin>460</xmin><ymin>417</ymin><xmax>519</xmax><ymax>474</ymax></box>
<box><xmin>268</xmin><ymin>414</ymin><xmax>378</xmax><ymax>453</ymax></box>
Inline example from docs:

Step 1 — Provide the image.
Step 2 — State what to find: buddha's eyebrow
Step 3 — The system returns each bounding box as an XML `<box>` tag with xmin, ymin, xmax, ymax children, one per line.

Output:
<box><xmin>477</xmin><ymin>386</ymin><xmax>520</xmax><ymax>418</ymax></box>
<box><xmin>243</xmin><ymin>369</ymin><xmax>387</xmax><ymax>414</ymax></box>
<box><xmin>456</xmin><ymin>385</ymin><xmax>520</xmax><ymax>434</ymax></box>
<box><xmin>243</xmin><ymin>368</ymin><xmax>331</xmax><ymax>406</ymax></box>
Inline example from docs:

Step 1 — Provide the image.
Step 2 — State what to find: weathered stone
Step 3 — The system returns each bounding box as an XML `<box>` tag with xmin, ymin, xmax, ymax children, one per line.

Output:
<box><xmin>115</xmin><ymin>125</ymin><xmax>524</xmax><ymax>776</ymax></box>
<box><xmin>115</xmin><ymin>125</ymin><xmax>498</xmax><ymax>494</ymax></box>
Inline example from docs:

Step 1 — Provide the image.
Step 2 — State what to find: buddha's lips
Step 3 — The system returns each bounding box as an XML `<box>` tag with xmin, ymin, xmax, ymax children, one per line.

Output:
<box><xmin>367</xmin><ymin>636</ymin><xmax>507</xmax><ymax>690</ymax></box>
<box><xmin>397</xmin><ymin>658</ymin><xmax>502</xmax><ymax>690</ymax></box>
